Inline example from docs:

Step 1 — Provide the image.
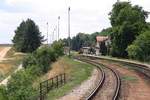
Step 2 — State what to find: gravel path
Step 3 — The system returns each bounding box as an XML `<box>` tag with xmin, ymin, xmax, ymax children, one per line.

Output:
<box><xmin>58</xmin><ymin>68</ymin><xmax>100</xmax><ymax>100</ymax></box>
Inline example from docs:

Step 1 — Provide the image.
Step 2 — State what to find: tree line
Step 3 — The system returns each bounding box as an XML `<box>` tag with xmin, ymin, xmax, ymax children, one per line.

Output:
<box><xmin>63</xmin><ymin>28</ymin><xmax>112</xmax><ymax>51</ymax></box>
<box><xmin>63</xmin><ymin>2</ymin><xmax>150</xmax><ymax>62</ymax></box>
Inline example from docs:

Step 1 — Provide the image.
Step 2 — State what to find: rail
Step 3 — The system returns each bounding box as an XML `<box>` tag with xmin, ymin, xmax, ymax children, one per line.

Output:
<box><xmin>76</xmin><ymin>57</ymin><xmax>120</xmax><ymax>100</ymax></box>
<box><xmin>82</xmin><ymin>54</ymin><xmax>150</xmax><ymax>78</ymax></box>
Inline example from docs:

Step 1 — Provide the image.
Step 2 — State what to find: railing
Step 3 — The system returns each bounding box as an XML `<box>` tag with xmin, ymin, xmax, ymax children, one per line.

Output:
<box><xmin>39</xmin><ymin>73</ymin><xmax>66</xmax><ymax>100</ymax></box>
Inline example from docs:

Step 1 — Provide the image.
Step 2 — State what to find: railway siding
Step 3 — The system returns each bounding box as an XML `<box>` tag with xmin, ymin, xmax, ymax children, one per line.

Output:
<box><xmin>82</xmin><ymin>54</ymin><xmax>150</xmax><ymax>78</ymax></box>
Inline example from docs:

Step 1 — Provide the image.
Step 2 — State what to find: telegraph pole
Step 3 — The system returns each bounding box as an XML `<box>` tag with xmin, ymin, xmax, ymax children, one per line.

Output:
<box><xmin>47</xmin><ymin>22</ymin><xmax>49</xmax><ymax>45</ymax></box>
<box><xmin>52</xmin><ymin>27</ymin><xmax>55</xmax><ymax>42</ymax></box>
<box><xmin>68</xmin><ymin>7</ymin><xmax>71</xmax><ymax>56</ymax></box>
<box><xmin>58</xmin><ymin>16</ymin><xmax>60</xmax><ymax>41</ymax></box>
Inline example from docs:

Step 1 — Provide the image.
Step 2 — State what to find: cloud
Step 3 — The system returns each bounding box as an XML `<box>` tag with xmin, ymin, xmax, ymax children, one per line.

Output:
<box><xmin>0</xmin><ymin>0</ymin><xmax>149</xmax><ymax>43</ymax></box>
<box><xmin>6</xmin><ymin>0</ymin><xmax>32</xmax><ymax>5</ymax></box>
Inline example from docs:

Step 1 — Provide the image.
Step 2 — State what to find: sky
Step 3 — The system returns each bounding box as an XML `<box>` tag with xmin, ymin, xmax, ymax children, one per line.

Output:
<box><xmin>0</xmin><ymin>0</ymin><xmax>150</xmax><ymax>44</ymax></box>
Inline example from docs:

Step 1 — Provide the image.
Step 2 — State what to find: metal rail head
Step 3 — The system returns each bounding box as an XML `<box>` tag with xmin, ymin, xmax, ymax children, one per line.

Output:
<box><xmin>77</xmin><ymin>57</ymin><xmax>121</xmax><ymax>100</ymax></box>
<box><xmin>75</xmin><ymin>57</ymin><xmax>105</xmax><ymax>100</ymax></box>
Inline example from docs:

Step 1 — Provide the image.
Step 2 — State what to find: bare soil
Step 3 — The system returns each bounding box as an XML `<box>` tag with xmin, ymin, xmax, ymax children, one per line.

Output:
<box><xmin>97</xmin><ymin>60</ymin><xmax>150</xmax><ymax>100</ymax></box>
<box><xmin>0</xmin><ymin>47</ymin><xmax>11</xmax><ymax>60</ymax></box>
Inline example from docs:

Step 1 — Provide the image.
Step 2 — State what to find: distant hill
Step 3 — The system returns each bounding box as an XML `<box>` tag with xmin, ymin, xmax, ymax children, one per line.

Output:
<box><xmin>0</xmin><ymin>44</ymin><xmax>13</xmax><ymax>47</ymax></box>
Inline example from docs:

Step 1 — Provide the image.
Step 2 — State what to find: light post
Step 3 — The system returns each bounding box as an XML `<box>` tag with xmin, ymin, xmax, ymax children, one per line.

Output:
<box><xmin>47</xmin><ymin>22</ymin><xmax>49</xmax><ymax>45</ymax></box>
<box><xmin>52</xmin><ymin>27</ymin><xmax>55</xmax><ymax>42</ymax></box>
<box><xmin>58</xmin><ymin>16</ymin><xmax>60</xmax><ymax>41</ymax></box>
<box><xmin>68</xmin><ymin>6</ymin><xmax>71</xmax><ymax>56</ymax></box>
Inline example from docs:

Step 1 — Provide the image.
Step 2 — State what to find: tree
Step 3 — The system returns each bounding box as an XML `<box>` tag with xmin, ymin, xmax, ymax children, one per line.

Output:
<box><xmin>109</xmin><ymin>2</ymin><xmax>148</xmax><ymax>57</ymax></box>
<box><xmin>99</xmin><ymin>27</ymin><xmax>112</xmax><ymax>36</ymax></box>
<box><xmin>12</xmin><ymin>19</ymin><xmax>44</xmax><ymax>53</ymax></box>
<box><xmin>127</xmin><ymin>31</ymin><xmax>150</xmax><ymax>62</ymax></box>
<box><xmin>71</xmin><ymin>33</ymin><xmax>92</xmax><ymax>51</ymax></box>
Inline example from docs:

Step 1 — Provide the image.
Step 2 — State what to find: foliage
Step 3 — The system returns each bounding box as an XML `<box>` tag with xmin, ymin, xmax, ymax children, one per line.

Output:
<box><xmin>23</xmin><ymin>41</ymin><xmax>64</xmax><ymax>73</ymax></box>
<box><xmin>99</xmin><ymin>27</ymin><xmax>112</xmax><ymax>36</ymax></box>
<box><xmin>71</xmin><ymin>33</ymin><xmax>91</xmax><ymax>51</ymax></box>
<box><xmin>12</xmin><ymin>19</ymin><xmax>44</xmax><ymax>53</ymax></box>
<box><xmin>0</xmin><ymin>86</ymin><xmax>8</xmax><ymax>100</ymax></box>
<box><xmin>22</xmin><ymin>54</ymin><xmax>36</xmax><ymax>69</ymax></box>
<box><xmin>7</xmin><ymin>70</ymin><xmax>35</xmax><ymax>100</ymax></box>
<box><xmin>110</xmin><ymin>2</ymin><xmax>148</xmax><ymax>57</ymax></box>
<box><xmin>51</xmin><ymin>40</ymin><xmax>64</xmax><ymax>58</ymax></box>
<box><xmin>127</xmin><ymin>31</ymin><xmax>150</xmax><ymax>62</ymax></box>
<box><xmin>0</xmin><ymin>41</ymin><xmax>64</xmax><ymax>100</ymax></box>
<box><xmin>63</xmin><ymin>28</ymin><xmax>112</xmax><ymax>51</ymax></box>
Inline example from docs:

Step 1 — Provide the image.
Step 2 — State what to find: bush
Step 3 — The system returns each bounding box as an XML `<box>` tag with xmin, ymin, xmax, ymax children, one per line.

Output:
<box><xmin>51</xmin><ymin>40</ymin><xmax>64</xmax><ymax>58</ymax></box>
<box><xmin>35</xmin><ymin>47</ymin><xmax>53</xmax><ymax>73</ymax></box>
<box><xmin>0</xmin><ymin>86</ymin><xmax>8</xmax><ymax>100</ymax></box>
<box><xmin>127</xmin><ymin>31</ymin><xmax>150</xmax><ymax>62</ymax></box>
<box><xmin>0</xmin><ymin>41</ymin><xmax>65</xmax><ymax>100</ymax></box>
<box><xmin>22</xmin><ymin>41</ymin><xmax>64</xmax><ymax>74</ymax></box>
<box><xmin>22</xmin><ymin>53</ymin><xmax>36</xmax><ymax>69</ymax></box>
<box><xmin>7</xmin><ymin>70</ymin><xmax>35</xmax><ymax>100</ymax></box>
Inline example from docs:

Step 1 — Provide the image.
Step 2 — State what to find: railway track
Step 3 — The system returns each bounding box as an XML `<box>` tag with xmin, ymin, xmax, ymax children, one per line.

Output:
<box><xmin>82</xmin><ymin>54</ymin><xmax>150</xmax><ymax>78</ymax></box>
<box><xmin>76</xmin><ymin>57</ymin><xmax>121</xmax><ymax>100</ymax></box>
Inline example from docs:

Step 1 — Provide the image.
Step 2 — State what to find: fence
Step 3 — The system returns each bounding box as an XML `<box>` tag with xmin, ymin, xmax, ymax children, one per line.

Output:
<box><xmin>39</xmin><ymin>73</ymin><xmax>66</xmax><ymax>100</ymax></box>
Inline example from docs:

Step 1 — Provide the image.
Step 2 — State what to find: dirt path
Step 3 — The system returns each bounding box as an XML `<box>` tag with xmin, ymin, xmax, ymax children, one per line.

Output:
<box><xmin>58</xmin><ymin>68</ymin><xmax>100</xmax><ymax>100</ymax></box>
<box><xmin>97</xmin><ymin>60</ymin><xmax>150</xmax><ymax>100</ymax></box>
<box><xmin>0</xmin><ymin>47</ymin><xmax>11</xmax><ymax>60</ymax></box>
<box><xmin>0</xmin><ymin>64</ymin><xmax>23</xmax><ymax>85</ymax></box>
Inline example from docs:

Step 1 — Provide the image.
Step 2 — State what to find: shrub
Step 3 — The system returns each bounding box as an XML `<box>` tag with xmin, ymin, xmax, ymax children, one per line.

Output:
<box><xmin>0</xmin><ymin>86</ymin><xmax>8</xmax><ymax>100</ymax></box>
<box><xmin>127</xmin><ymin>31</ymin><xmax>150</xmax><ymax>62</ymax></box>
<box><xmin>7</xmin><ymin>70</ymin><xmax>35</xmax><ymax>100</ymax></box>
<box><xmin>23</xmin><ymin>41</ymin><xmax>64</xmax><ymax>74</ymax></box>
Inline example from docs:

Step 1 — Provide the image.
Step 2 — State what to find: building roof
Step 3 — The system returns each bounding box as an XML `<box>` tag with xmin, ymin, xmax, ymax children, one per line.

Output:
<box><xmin>96</xmin><ymin>36</ymin><xmax>109</xmax><ymax>42</ymax></box>
<box><xmin>82</xmin><ymin>47</ymin><xmax>90</xmax><ymax>49</ymax></box>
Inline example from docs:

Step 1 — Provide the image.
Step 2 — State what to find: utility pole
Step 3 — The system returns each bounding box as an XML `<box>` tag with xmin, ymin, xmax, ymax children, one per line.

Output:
<box><xmin>52</xmin><ymin>27</ymin><xmax>55</xmax><ymax>42</ymax></box>
<box><xmin>58</xmin><ymin>16</ymin><xmax>60</xmax><ymax>41</ymax></box>
<box><xmin>47</xmin><ymin>22</ymin><xmax>49</xmax><ymax>45</ymax></box>
<box><xmin>68</xmin><ymin>7</ymin><xmax>71</xmax><ymax>56</ymax></box>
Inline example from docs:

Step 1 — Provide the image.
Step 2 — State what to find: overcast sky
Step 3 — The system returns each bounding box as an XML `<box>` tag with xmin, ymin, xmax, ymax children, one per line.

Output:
<box><xmin>0</xmin><ymin>0</ymin><xmax>150</xmax><ymax>43</ymax></box>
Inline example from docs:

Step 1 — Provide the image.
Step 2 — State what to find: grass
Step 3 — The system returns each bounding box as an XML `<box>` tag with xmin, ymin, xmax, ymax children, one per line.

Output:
<box><xmin>45</xmin><ymin>56</ymin><xmax>94</xmax><ymax>100</ymax></box>
<box><xmin>121</xmin><ymin>75</ymin><xmax>138</xmax><ymax>82</ymax></box>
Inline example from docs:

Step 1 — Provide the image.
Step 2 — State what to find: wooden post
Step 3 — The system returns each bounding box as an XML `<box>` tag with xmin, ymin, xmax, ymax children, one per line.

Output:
<box><xmin>47</xmin><ymin>80</ymin><xmax>49</xmax><ymax>93</ymax></box>
<box><xmin>40</xmin><ymin>83</ymin><xmax>43</xmax><ymax>100</ymax></box>
<box><xmin>57</xmin><ymin>76</ymin><xmax>59</xmax><ymax>88</ymax></box>
<box><xmin>61</xmin><ymin>74</ymin><xmax>63</xmax><ymax>85</ymax></box>
<box><xmin>64</xmin><ymin>73</ymin><xmax>66</xmax><ymax>84</ymax></box>
<box><xmin>52</xmin><ymin>78</ymin><xmax>53</xmax><ymax>88</ymax></box>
